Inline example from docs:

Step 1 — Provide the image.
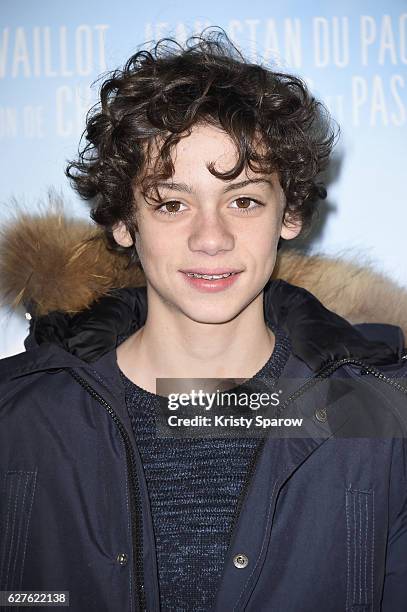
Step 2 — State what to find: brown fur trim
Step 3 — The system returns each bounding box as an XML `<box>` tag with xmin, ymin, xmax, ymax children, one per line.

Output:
<box><xmin>0</xmin><ymin>195</ymin><xmax>406</xmax><ymax>340</ymax></box>
<box><xmin>0</xmin><ymin>194</ymin><xmax>144</xmax><ymax>316</ymax></box>
<box><xmin>274</xmin><ymin>250</ymin><xmax>407</xmax><ymax>337</ymax></box>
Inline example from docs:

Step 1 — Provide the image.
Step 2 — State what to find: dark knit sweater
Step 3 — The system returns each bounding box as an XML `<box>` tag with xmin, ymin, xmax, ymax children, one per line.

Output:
<box><xmin>118</xmin><ymin>325</ymin><xmax>292</xmax><ymax>611</ymax></box>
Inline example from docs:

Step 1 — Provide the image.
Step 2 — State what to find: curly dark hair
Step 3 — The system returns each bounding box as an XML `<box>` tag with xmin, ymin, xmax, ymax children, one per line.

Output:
<box><xmin>66</xmin><ymin>27</ymin><xmax>339</xmax><ymax>265</ymax></box>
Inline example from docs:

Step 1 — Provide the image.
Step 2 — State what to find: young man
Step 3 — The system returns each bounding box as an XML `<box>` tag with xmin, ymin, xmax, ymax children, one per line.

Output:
<box><xmin>1</xmin><ymin>30</ymin><xmax>407</xmax><ymax>612</ymax></box>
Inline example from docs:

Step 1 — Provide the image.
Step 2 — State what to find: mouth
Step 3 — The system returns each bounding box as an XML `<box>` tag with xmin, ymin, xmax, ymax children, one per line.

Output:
<box><xmin>183</xmin><ymin>271</ymin><xmax>240</xmax><ymax>280</ymax></box>
<box><xmin>180</xmin><ymin>268</ymin><xmax>242</xmax><ymax>280</ymax></box>
<box><xmin>179</xmin><ymin>269</ymin><xmax>243</xmax><ymax>293</ymax></box>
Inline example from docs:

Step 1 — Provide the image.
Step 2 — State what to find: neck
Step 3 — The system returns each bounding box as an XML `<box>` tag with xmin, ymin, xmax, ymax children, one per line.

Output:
<box><xmin>117</xmin><ymin>289</ymin><xmax>276</xmax><ymax>394</ymax></box>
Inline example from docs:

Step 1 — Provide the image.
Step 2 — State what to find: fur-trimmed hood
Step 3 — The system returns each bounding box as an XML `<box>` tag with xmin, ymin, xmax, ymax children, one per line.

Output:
<box><xmin>0</xmin><ymin>195</ymin><xmax>406</xmax><ymax>369</ymax></box>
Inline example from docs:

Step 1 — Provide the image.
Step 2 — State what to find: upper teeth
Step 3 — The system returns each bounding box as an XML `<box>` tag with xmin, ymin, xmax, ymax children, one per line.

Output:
<box><xmin>186</xmin><ymin>272</ymin><xmax>235</xmax><ymax>279</ymax></box>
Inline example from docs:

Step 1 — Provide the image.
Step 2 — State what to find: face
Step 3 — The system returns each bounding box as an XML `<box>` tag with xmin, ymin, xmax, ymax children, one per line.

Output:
<box><xmin>113</xmin><ymin>123</ymin><xmax>301</xmax><ymax>324</ymax></box>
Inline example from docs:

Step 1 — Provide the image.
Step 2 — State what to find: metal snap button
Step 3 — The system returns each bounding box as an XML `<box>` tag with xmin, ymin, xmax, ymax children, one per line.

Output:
<box><xmin>116</xmin><ymin>552</ymin><xmax>128</xmax><ymax>566</ymax></box>
<box><xmin>233</xmin><ymin>553</ymin><xmax>249</xmax><ymax>569</ymax></box>
<box><xmin>314</xmin><ymin>407</ymin><xmax>327</xmax><ymax>423</ymax></box>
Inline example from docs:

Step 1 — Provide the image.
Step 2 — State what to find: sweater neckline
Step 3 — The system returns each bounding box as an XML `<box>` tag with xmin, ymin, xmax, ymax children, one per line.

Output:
<box><xmin>118</xmin><ymin>324</ymin><xmax>292</xmax><ymax>401</ymax></box>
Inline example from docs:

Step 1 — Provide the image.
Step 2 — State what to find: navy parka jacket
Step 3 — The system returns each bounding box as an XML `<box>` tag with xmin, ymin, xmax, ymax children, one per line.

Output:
<box><xmin>1</xmin><ymin>279</ymin><xmax>407</xmax><ymax>612</ymax></box>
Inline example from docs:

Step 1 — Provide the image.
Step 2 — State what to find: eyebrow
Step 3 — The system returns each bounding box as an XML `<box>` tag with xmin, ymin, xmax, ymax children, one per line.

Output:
<box><xmin>154</xmin><ymin>178</ymin><xmax>274</xmax><ymax>194</ymax></box>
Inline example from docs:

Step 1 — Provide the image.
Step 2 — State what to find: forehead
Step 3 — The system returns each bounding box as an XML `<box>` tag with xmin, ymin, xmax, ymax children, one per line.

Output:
<box><xmin>144</xmin><ymin>122</ymin><xmax>268</xmax><ymax>180</ymax></box>
<box><xmin>172</xmin><ymin>123</ymin><xmax>239</xmax><ymax>165</ymax></box>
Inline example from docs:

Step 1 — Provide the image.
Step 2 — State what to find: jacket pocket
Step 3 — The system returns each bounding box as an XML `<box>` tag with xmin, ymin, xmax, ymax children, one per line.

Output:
<box><xmin>0</xmin><ymin>470</ymin><xmax>38</xmax><ymax>590</ymax></box>
<box><xmin>345</xmin><ymin>486</ymin><xmax>375</xmax><ymax>612</ymax></box>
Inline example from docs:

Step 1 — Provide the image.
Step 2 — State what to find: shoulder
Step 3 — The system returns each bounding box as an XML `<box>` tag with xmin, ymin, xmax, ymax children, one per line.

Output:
<box><xmin>0</xmin><ymin>344</ymin><xmax>88</xmax><ymax>416</ymax></box>
<box><xmin>353</xmin><ymin>322</ymin><xmax>405</xmax><ymax>360</ymax></box>
<box><xmin>0</xmin><ymin>342</ymin><xmax>87</xmax><ymax>383</ymax></box>
<box><xmin>265</xmin><ymin>279</ymin><xmax>406</xmax><ymax>371</ymax></box>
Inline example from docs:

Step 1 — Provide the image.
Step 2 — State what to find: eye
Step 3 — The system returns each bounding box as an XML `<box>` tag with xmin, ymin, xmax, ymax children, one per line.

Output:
<box><xmin>153</xmin><ymin>201</ymin><xmax>188</xmax><ymax>216</ymax></box>
<box><xmin>229</xmin><ymin>197</ymin><xmax>264</xmax><ymax>214</ymax></box>
<box><xmin>152</xmin><ymin>197</ymin><xmax>264</xmax><ymax>217</ymax></box>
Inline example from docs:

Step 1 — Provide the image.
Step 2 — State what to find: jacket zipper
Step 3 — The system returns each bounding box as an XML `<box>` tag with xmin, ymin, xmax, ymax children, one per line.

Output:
<box><xmin>66</xmin><ymin>367</ymin><xmax>146</xmax><ymax>612</ymax></box>
<box><xmin>226</xmin><ymin>355</ymin><xmax>407</xmax><ymax>551</ymax></box>
<box><xmin>66</xmin><ymin>356</ymin><xmax>407</xmax><ymax>609</ymax></box>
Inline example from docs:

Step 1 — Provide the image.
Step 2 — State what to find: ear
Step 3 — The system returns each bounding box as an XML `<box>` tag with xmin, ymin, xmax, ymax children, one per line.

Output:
<box><xmin>112</xmin><ymin>221</ymin><xmax>134</xmax><ymax>247</ymax></box>
<box><xmin>280</xmin><ymin>210</ymin><xmax>302</xmax><ymax>240</ymax></box>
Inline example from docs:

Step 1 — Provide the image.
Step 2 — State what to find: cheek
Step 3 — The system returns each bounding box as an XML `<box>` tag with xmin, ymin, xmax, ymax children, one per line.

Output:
<box><xmin>135</xmin><ymin>226</ymin><xmax>174</xmax><ymax>267</ymax></box>
<box><xmin>243</xmin><ymin>222</ymin><xmax>280</xmax><ymax>256</ymax></box>
<box><xmin>257</xmin><ymin>241</ymin><xmax>278</xmax><ymax>273</ymax></box>
<box><xmin>257</xmin><ymin>233</ymin><xmax>277</xmax><ymax>252</ymax></box>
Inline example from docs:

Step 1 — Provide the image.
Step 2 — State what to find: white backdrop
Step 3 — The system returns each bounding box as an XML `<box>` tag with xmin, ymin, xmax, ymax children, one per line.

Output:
<box><xmin>1</xmin><ymin>0</ymin><xmax>406</xmax><ymax>357</ymax></box>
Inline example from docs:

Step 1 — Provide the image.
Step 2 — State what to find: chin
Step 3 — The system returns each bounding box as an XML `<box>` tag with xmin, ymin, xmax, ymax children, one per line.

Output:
<box><xmin>180</xmin><ymin>302</ymin><xmax>248</xmax><ymax>325</ymax></box>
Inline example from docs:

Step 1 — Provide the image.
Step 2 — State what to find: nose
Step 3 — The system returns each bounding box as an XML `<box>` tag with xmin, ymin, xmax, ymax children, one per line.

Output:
<box><xmin>188</xmin><ymin>209</ymin><xmax>235</xmax><ymax>256</ymax></box>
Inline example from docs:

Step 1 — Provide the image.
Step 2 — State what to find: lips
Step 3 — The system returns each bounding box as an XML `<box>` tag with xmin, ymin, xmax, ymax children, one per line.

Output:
<box><xmin>180</xmin><ymin>269</ymin><xmax>242</xmax><ymax>293</ymax></box>
<box><xmin>180</xmin><ymin>268</ymin><xmax>242</xmax><ymax>274</ymax></box>
<box><xmin>184</xmin><ymin>272</ymin><xmax>239</xmax><ymax>279</ymax></box>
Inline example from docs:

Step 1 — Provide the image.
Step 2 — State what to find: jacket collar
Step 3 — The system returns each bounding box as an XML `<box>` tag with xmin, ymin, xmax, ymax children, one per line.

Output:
<box><xmin>9</xmin><ymin>278</ymin><xmax>400</xmax><ymax>378</ymax></box>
